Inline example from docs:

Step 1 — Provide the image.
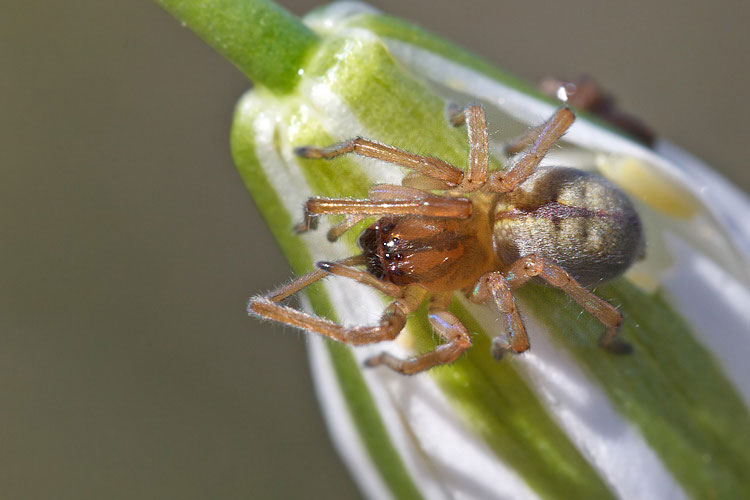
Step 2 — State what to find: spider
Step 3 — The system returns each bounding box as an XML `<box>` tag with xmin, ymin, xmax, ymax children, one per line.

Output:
<box><xmin>249</xmin><ymin>105</ymin><xmax>644</xmax><ymax>374</ymax></box>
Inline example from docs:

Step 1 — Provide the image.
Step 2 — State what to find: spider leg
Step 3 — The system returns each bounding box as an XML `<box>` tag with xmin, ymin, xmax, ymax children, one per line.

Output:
<box><xmin>467</xmin><ymin>271</ymin><xmax>530</xmax><ymax>358</ymax></box>
<box><xmin>295</xmin><ymin>137</ymin><xmax>464</xmax><ymax>187</ymax></box>
<box><xmin>249</xmin><ymin>271</ymin><xmax>427</xmax><ymax>346</ymax></box>
<box><xmin>368</xmin><ymin>183</ymin><xmax>440</xmax><ymax>200</ymax></box>
<box><xmin>488</xmin><ymin>107</ymin><xmax>575</xmax><ymax>193</ymax></box>
<box><xmin>365</xmin><ymin>293</ymin><xmax>472</xmax><ymax>374</ymax></box>
<box><xmin>501</xmin><ymin>106</ymin><xmax>575</xmax><ymax>157</ymax></box>
<box><xmin>295</xmin><ymin>194</ymin><xmax>471</xmax><ymax>232</ymax></box>
<box><xmin>447</xmin><ymin>104</ymin><xmax>489</xmax><ymax>192</ymax></box>
<box><xmin>316</xmin><ymin>260</ymin><xmax>402</xmax><ymax>297</ymax></box>
<box><xmin>326</xmin><ymin>215</ymin><xmax>365</xmax><ymax>242</ymax></box>
<box><xmin>401</xmin><ymin>172</ymin><xmax>455</xmax><ymax>191</ymax></box>
<box><xmin>504</xmin><ymin>255</ymin><xmax>631</xmax><ymax>354</ymax></box>
<box><xmin>502</xmin><ymin>124</ymin><xmax>546</xmax><ymax>157</ymax></box>
<box><xmin>263</xmin><ymin>255</ymin><xmax>363</xmax><ymax>302</ymax></box>
<box><xmin>323</xmin><ymin>184</ymin><xmax>451</xmax><ymax>241</ymax></box>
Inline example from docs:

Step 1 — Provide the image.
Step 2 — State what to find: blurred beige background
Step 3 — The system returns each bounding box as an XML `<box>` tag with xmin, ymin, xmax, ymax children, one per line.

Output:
<box><xmin>1</xmin><ymin>0</ymin><xmax>747</xmax><ymax>498</ymax></box>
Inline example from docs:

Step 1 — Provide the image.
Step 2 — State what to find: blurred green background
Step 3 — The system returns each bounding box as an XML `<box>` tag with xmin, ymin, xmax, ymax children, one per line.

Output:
<box><xmin>1</xmin><ymin>1</ymin><xmax>747</xmax><ymax>498</ymax></box>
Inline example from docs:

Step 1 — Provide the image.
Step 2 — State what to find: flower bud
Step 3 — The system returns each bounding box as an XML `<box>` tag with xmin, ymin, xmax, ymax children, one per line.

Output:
<box><xmin>173</xmin><ymin>1</ymin><xmax>750</xmax><ymax>498</ymax></box>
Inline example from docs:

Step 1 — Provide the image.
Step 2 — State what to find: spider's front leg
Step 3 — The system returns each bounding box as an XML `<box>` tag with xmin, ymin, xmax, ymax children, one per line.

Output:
<box><xmin>488</xmin><ymin>107</ymin><xmax>575</xmax><ymax>193</ymax></box>
<box><xmin>321</xmin><ymin>184</ymin><xmax>461</xmax><ymax>242</ymax></box>
<box><xmin>294</xmin><ymin>185</ymin><xmax>472</xmax><ymax>234</ymax></box>
<box><xmin>447</xmin><ymin>104</ymin><xmax>489</xmax><ymax>192</ymax></box>
<box><xmin>295</xmin><ymin>137</ymin><xmax>464</xmax><ymax>188</ymax></box>
<box><xmin>294</xmin><ymin>105</ymin><xmax>492</xmax><ymax>194</ymax></box>
<box><xmin>448</xmin><ymin>104</ymin><xmax>574</xmax><ymax>194</ymax></box>
<box><xmin>248</xmin><ymin>266</ymin><xmax>426</xmax><ymax>346</ymax></box>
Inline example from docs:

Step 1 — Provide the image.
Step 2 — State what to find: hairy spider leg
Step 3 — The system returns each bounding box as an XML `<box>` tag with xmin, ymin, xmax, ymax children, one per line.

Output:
<box><xmin>263</xmin><ymin>255</ymin><xmax>363</xmax><ymax>302</ymax></box>
<box><xmin>488</xmin><ymin>107</ymin><xmax>575</xmax><ymax>192</ymax></box>
<box><xmin>448</xmin><ymin>104</ymin><xmax>574</xmax><ymax>193</ymax></box>
<box><xmin>295</xmin><ymin>138</ymin><xmax>464</xmax><ymax>186</ymax></box>
<box><xmin>294</xmin><ymin>109</ymin><xmax>497</xmax><ymax>195</ymax></box>
<box><xmin>295</xmin><ymin>192</ymin><xmax>472</xmax><ymax>232</ymax></box>
<box><xmin>365</xmin><ymin>292</ymin><xmax>472</xmax><ymax>374</ymax></box>
<box><xmin>503</xmin><ymin>254</ymin><xmax>631</xmax><ymax>354</ymax></box>
<box><xmin>249</xmin><ymin>262</ymin><xmax>427</xmax><ymax>346</ymax></box>
<box><xmin>467</xmin><ymin>271</ymin><xmax>531</xmax><ymax>358</ymax></box>
<box><xmin>447</xmin><ymin>104</ymin><xmax>489</xmax><ymax>192</ymax></box>
<box><xmin>250</xmin><ymin>258</ymin><xmax>477</xmax><ymax>373</ymax></box>
<box><xmin>315</xmin><ymin>260</ymin><xmax>402</xmax><ymax>297</ymax></box>
<box><xmin>502</xmin><ymin>108</ymin><xmax>572</xmax><ymax>156</ymax></box>
<box><xmin>325</xmin><ymin>184</ymin><xmax>461</xmax><ymax>241</ymax></box>
<box><xmin>326</xmin><ymin>215</ymin><xmax>365</xmax><ymax>242</ymax></box>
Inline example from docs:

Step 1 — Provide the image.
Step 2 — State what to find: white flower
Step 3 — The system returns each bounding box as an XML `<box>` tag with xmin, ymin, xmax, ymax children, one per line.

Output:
<box><xmin>233</xmin><ymin>3</ymin><xmax>750</xmax><ymax>498</ymax></box>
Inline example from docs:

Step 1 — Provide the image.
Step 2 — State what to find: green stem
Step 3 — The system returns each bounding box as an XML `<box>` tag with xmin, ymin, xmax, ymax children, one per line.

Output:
<box><xmin>157</xmin><ymin>0</ymin><xmax>319</xmax><ymax>93</ymax></box>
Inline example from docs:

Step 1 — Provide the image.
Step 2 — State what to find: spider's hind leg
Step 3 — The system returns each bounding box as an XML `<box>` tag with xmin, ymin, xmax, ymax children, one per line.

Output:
<box><xmin>503</xmin><ymin>254</ymin><xmax>632</xmax><ymax>354</ymax></box>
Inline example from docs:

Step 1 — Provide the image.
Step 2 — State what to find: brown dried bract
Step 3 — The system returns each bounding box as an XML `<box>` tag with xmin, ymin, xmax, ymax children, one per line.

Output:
<box><xmin>539</xmin><ymin>75</ymin><xmax>656</xmax><ymax>146</ymax></box>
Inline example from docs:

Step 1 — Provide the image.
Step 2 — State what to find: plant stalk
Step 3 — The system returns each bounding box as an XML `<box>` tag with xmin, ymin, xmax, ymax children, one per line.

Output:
<box><xmin>157</xmin><ymin>0</ymin><xmax>319</xmax><ymax>93</ymax></box>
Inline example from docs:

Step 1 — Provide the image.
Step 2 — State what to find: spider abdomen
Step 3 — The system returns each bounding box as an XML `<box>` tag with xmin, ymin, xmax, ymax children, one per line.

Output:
<box><xmin>493</xmin><ymin>167</ymin><xmax>644</xmax><ymax>285</ymax></box>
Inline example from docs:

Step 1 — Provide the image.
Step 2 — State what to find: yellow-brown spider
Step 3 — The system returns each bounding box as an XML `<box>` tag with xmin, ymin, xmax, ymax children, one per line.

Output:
<box><xmin>249</xmin><ymin>105</ymin><xmax>643</xmax><ymax>374</ymax></box>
